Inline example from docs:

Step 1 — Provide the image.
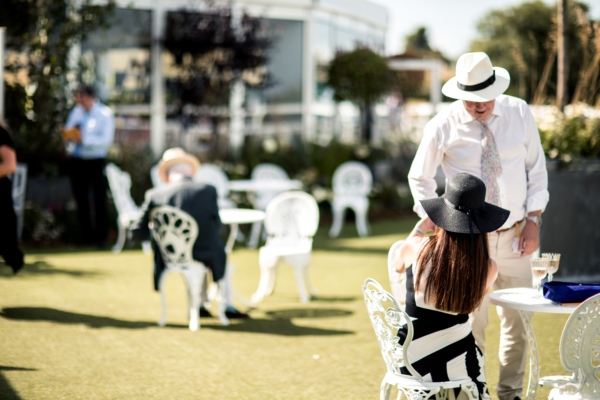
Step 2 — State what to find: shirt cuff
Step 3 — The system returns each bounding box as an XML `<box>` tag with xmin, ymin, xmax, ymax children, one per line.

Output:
<box><xmin>526</xmin><ymin>190</ymin><xmax>549</xmax><ymax>214</ymax></box>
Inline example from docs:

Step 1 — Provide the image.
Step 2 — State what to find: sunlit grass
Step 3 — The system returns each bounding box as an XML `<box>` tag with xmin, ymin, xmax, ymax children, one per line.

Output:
<box><xmin>0</xmin><ymin>218</ymin><xmax>567</xmax><ymax>399</ymax></box>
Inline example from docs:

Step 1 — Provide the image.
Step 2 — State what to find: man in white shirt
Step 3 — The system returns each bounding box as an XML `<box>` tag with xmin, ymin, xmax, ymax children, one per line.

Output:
<box><xmin>64</xmin><ymin>85</ymin><xmax>115</xmax><ymax>247</ymax></box>
<box><xmin>408</xmin><ymin>52</ymin><xmax>549</xmax><ymax>400</ymax></box>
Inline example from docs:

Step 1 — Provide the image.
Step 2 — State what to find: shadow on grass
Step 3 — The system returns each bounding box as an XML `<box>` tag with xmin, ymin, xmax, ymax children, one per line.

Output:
<box><xmin>0</xmin><ymin>366</ymin><xmax>37</xmax><ymax>400</ymax></box>
<box><xmin>0</xmin><ymin>261</ymin><xmax>100</xmax><ymax>278</ymax></box>
<box><xmin>311</xmin><ymin>295</ymin><xmax>357</xmax><ymax>303</ymax></box>
<box><xmin>0</xmin><ymin>307</ymin><xmax>184</xmax><ymax>330</ymax></box>
<box><xmin>205</xmin><ymin>317</ymin><xmax>354</xmax><ymax>336</ymax></box>
<box><xmin>266</xmin><ymin>308</ymin><xmax>353</xmax><ymax>319</ymax></box>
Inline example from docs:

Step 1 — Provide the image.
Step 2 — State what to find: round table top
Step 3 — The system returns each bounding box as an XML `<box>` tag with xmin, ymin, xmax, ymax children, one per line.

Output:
<box><xmin>219</xmin><ymin>208</ymin><xmax>266</xmax><ymax>224</ymax></box>
<box><xmin>489</xmin><ymin>287</ymin><xmax>577</xmax><ymax>314</ymax></box>
<box><xmin>229</xmin><ymin>179</ymin><xmax>302</xmax><ymax>192</ymax></box>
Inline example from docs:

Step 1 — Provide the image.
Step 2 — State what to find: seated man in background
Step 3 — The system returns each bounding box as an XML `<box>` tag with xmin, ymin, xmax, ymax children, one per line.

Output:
<box><xmin>130</xmin><ymin>148</ymin><xmax>248</xmax><ymax>319</ymax></box>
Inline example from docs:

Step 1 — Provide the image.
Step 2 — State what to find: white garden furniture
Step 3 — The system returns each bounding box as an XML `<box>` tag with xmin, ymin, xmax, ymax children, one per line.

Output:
<box><xmin>362</xmin><ymin>278</ymin><xmax>481</xmax><ymax>400</ymax></box>
<box><xmin>329</xmin><ymin>161</ymin><xmax>372</xmax><ymax>238</ymax></box>
<box><xmin>105</xmin><ymin>163</ymin><xmax>149</xmax><ymax>253</ymax></box>
<box><xmin>11</xmin><ymin>163</ymin><xmax>27</xmax><ymax>240</ymax></box>
<box><xmin>247</xmin><ymin>163</ymin><xmax>290</xmax><ymax>248</ymax></box>
<box><xmin>194</xmin><ymin>164</ymin><xmax>236</xmax><ymax>209</ymax></box>
<box><xmin>150</xmin><ymin>164</ymin><xmax>164</xmax><ymax>188</ymax></box>
<box><xmin>544</xmin><ymin>292</ymin><xmax>600</xmax><ymax>400</ymax></box>
<box><xmin>251</xmin><ymin>191</ymin><xmax>319</xmax><ymax>303</ymax></box>
<box><xmin>150</xmin><ymin>205</ymin><xmax>229</xmax><ymax>331</ymax></box>
<box><xmin>387</xmin><ymin>240</ymin><xmax>407</xmax><ymax>309</ymax></box>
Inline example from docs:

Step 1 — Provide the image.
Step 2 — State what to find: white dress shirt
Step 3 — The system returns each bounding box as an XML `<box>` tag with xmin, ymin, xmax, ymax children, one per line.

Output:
<box><xmin>72</xmin><ymin>101</ymin><xmax>115</xmax><ymax>159</ymax></box>
<box><xmin>408</xmin><ymin>95</ymin><xmax>549</xmax><ymax>230</ymax></box>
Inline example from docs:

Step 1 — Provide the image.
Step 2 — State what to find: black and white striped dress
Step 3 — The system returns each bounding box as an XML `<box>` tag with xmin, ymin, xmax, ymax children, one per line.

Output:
<box><xmin>398</xmin><ymin>261</ymin><xmax>490</xmax><ymax>399</ymax></box>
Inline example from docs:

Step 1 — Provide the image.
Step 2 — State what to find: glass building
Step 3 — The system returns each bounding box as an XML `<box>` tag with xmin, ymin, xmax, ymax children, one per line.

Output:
<box><xmin>79</xmin><ymin>0</ymin><xmax>388</xmax><ymax>156</ymax></box>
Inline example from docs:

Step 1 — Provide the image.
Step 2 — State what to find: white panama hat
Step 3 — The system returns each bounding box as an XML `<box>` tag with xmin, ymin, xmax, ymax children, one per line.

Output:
<box><xmin>157</xmin><ymin>147</ymin><xmax>200</xmax><ymax>183</ymax></box>
<box><xmin>442</xmin><ymin>52</ymin><xmax>511</xmax><ymax>102</ymax></box>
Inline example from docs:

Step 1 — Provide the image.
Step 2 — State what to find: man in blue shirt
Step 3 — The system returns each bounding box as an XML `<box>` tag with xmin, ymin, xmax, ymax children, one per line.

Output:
<box><xmin>64</xmin><ymin>85</ymin><xmax>115</xmax><ymax>247</ymax></box>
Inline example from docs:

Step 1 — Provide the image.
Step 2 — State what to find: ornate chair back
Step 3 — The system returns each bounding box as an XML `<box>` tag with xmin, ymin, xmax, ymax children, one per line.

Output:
<box><xmin>387</xmin><ymin>241</ymin><xmax>407</xmax><ymax>309</ymax></box>
<box><xmin>194</xmin><ymin>164</ymin><xmax>232</xmax><ymax>205</ymax></box>
<box><xmin>105</xmin><ymin>163</ymin><xmax>140</xmax><ymax>216</ymax></box>
<box><xmin>554</xmin><ymin>293</ymin><xmax>600</xmax><ymax>398</ymax></box>
<box><xmin>149</xmin><ymin>206</ymin><xmax>198</xmax><ymax>266</ymax></box>
<box><xmin>11</xmin><ymin>163</ymin><xmax>27</xmax><ymax>240</ymax></box>
<box><xmin>264</xmin><ymin>191</ymin><xmax>319</xmax><ymax>246</ymax></box>
<box><xmin>363</xmin><ymin>278</ymin><xmax>420</xmax><ymax>379</ymax></box>
<box><xmin>251</xmin><ymin>163</ymin><xmax>289</xmax><ymax>208</ymax></box>
<box><xmin>332</xmin><ymin>161</ymin><xmax>372</xmax><ymax>197</ymax></box>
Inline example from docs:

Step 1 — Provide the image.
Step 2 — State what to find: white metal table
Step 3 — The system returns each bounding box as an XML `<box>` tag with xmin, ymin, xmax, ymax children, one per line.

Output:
<box><xmin>218</xmin><ymin>209</ymin><xmax>266</xmax><ymax>308</ymax></box>
<box><xmin>489</xmin><ymin>287</ymin><xmax>577</xmax><ymax>400</ymax></box>
<box><xmin>228</xmin><ymin>179</ymin><xmax>302</xmax><ymax>192</ymax></box>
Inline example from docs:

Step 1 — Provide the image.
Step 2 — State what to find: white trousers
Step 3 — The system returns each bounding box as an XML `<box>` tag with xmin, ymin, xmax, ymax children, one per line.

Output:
<box><xmin>469</xmin><ymin>224</ymin><xmax>533</xmax><ymax>400</ymax></box>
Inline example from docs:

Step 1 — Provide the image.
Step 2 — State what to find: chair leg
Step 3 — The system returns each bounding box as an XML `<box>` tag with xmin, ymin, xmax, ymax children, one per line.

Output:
<box><xmin>247</xmin><ymin>221</ymin><xmax>262</xmax><ymax>249</ymax></box>
<box><xmin>183</xmin><ymin>270</ymin><xmax>206</xmax><ymax>331</ymax></box>
<box><xmin>329</xmin><ymin>205</ymin><xmax>346</xmax><ymax>238</ymax></box>
<box><xmin>112</xmin><ymin>223</ymin><xmax>126</xmax><ymax>253</ymax></box>
<box><xmin>380</xmin><ymin>380</ymin><xmax>392</xmax><ymax>400</ymax></box>
<box><xmin>304</xmin><ymin>265</ymin><xmax>318</xmax><ymax>297</ymax></box>
<box><xmin>158</xmin><ymin>271</ymin><xmax>169</xmax><ymax>327</ymax></box>
<box><xmin>216</xmin><ymin>280</ymin><xmax>230</xmax><ymax>326</ymax></box>
<box><xmin>285</xmin><ymin>254</ymin><xmax>311</xmax><ymax>303</ymax></box>
<box><xmin>141</xmin><ymin>240</ymin><xmax>152</xmax><ymax>254</ymax></box>
<box><xmin>252</xmin><ymin>252</ymin><xmax>279</xmax><ymax>303</ymax></box>
<box><xmin>265</xmin><ymin>265</ymin><xmax>277</xmax><ymax>296</ymax></box>
<box><xmin>355</xmin><ymin>205</ymin><xmax>370</xmax><ymax>237</ymax></box>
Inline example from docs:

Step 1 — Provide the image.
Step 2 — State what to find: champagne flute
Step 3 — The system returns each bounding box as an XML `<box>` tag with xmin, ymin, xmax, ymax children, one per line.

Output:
<box><xmin>530</xmin><ymin>258</ymin><xmax>549</xmax><ymax>298</ymax></box>
<box><xmin>541</xmin><ymin>253</ymin><xmax>561</xmax><ymax>282</ymax></box>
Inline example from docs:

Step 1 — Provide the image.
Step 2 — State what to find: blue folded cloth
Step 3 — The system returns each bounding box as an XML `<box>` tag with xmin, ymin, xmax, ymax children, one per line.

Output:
<box><xmin>543</xmin><ymin>281</ymin><xmax>600</xmax><ymax>303</ymax></box>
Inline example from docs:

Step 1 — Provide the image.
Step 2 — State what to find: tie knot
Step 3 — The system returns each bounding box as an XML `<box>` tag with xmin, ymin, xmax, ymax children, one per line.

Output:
<box><xmin>476</xmin><ymin>119</ymin><xmax>488</xmax><ymax>127</ymax></box>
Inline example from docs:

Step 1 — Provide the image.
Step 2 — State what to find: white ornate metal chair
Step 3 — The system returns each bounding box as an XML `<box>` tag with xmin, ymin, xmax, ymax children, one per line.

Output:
<box><xmin>362</xmin><ymin>278</ymin><xmax>480</xmax><ymax>400</ymax></box>
<box><xmin>247</xmin><ymin>163</ymin><xmax>290</xmax><ymax>248</ymax></box>
<box><xmin>105</xmin><ymin>163</ymin><xmax>149</xmax><ymax>253</ymax></box>
<box><xmin>329</xmin><ymin>161</ymin><xmax>372</xmax><ymax>238</ymax></box>
<box><xmin>542</xmin><ymin>293</ymin><xmax>600</xmax><ymax>400</ymax></box>
<box><xmin>387</xmin><ymin>240</ymin><xmax>407</xmax><ymax>310</ymax></box>
<box><xmin>194</xmin><ymin>164</ymin><xmax>236</xmax><ymax>210</ymax></box>
<box><xmin>150</xmin><ymin>205</ymin><xmax>229</xmax><ymax>331</ymax></box>
<box><xmin>11</xmin><ymin>163</ymin><xmax>27</xmax><ymax>240</ymax></box>
<box><xmin>252</xmin><ymin>191</ymin><xmax>319</xmax><ymax>303</ymax></box>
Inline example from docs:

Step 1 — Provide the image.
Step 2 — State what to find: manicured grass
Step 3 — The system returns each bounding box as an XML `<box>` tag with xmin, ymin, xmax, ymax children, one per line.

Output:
<box><xmin>0</xmin><ymin>219</ymin><xmax>568</xmax><ymax>399</ymax></box>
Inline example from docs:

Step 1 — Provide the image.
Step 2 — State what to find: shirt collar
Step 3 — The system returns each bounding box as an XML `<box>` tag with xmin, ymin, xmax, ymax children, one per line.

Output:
<box><xmin>457</xmin><ymin>99</ymin><xmax>503</xmax><ymax>124</ymax></box>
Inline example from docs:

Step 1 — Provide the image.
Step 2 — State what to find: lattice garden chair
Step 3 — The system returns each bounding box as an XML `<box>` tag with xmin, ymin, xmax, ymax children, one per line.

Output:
<box><xmin>11</xmin><ymin>163</ymin><xmax>27</xmax><ymax>240</ymax></box>
<box><xmin>247</xmin><ymin>163</ymin><xmax>290</xmax><ymax>248</ymax></box>
<box><xmin>150</xmin><ymin>205</ymin><xmax>229</xmax><ymax>331</ymax></box>
<box><xmin>362</xmin><ymin>279</ymin><xmax>481</xmax><ymax>400</ymax></box>
<box><xmin>105</xmin><ymin>163</ymin><xmax>150</xmax><ymax>253</ymax></box>
<box><xmin>541</xmin><ymin>293</ymin><xmax>600</xmax><ymax>400</ymax></box>
<box><xmin>251</xmin><ymin>191</ymin><xmax>319</xmax><ymax>303</ymax></box>
<box><xmin>387</xmin><ymin>240</ymin><xmax>407</xmax><ymax>310</ymax></box>
<box><xmin>329</xmin><ymin>161</ymin><xmax>372</xmax><ymax>238</ymax></box>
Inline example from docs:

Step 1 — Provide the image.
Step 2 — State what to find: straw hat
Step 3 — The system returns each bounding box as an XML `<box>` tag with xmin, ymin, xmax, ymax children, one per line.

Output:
<box><xmin>157</xmin><ymin>148</ymin><xmax>200</xmax><ymax>183</ymax></box>
<box><xmin>442</xmin><ymin>52</ymin><xmax>511</xmax><ymax>102</ymax></box>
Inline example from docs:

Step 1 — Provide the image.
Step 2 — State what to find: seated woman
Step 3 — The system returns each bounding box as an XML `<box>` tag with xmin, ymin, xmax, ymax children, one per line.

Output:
<box><xmin>395</xmin><ymin>173</ymin><xmax>509</xmax><ymax>400</ymax></box>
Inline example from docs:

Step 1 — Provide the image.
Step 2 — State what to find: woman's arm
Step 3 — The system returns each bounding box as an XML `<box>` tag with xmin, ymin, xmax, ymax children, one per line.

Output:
<box><xmin>485</xmin><ymin>259</ymin><xmax>498</xmax><ymax>293</ymax></box>
<box><xmin>394</xmin><ymin>217</ymin><xmax>436</xmax><ymax>274</ymax></box>
<box><xmin>0</xmin><ymin>145</ymin><xmax>17</xmax><ymax>178</ymax></box>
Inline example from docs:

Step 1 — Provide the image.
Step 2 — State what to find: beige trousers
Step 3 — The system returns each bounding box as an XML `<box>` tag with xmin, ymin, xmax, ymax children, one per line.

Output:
<box><xmin>469</xmin><ymin>224</ymin><xmax>533</xmax><ymax>400</ymax></box>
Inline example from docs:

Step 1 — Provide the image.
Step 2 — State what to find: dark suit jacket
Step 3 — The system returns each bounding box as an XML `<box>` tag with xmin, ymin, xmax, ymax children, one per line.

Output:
<box><xmin>130</xmin><ymin>177</ymin><xmax>226</xmax><ymax>290</ymax></box>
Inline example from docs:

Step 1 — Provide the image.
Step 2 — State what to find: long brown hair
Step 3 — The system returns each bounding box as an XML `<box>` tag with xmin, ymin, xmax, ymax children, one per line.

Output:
<box><xmin>415</xmin><ymin>227</ymin><xmax>489</xmax><ymax>314</ymax></box>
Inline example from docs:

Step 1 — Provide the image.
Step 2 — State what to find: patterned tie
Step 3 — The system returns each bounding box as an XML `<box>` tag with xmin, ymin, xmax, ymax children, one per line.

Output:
<box><xmin>477</xmin><ymin>119</ymin><xmax>502</xmax><ymax>206</ymax></box>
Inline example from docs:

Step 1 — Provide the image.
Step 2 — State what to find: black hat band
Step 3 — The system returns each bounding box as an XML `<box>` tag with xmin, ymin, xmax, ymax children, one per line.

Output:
<box><xmin>457</xmin><ymin>71</ymin><xmax>496</xmax><ymax>92</ymax></box>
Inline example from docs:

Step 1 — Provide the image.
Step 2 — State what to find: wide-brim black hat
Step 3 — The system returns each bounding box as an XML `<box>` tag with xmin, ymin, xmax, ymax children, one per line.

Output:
<box><xmin>420</xmin><ymin>173</ymin><xmax>510</xmax><ymax>234</ymax></box>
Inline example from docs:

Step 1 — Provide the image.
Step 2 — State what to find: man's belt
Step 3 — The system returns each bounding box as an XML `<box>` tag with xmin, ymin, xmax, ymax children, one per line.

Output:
<box><xmin>496</xmin><ymin>218</ymin><xmax>526</xmax><ymax>233</ymax></box>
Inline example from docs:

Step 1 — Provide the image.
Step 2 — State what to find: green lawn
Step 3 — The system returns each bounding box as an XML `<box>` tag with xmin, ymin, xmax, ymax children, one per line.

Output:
<box><xmin>0</xmin><ymin>219</ymin><xmax>569</xmax><ymax>399</ymax></box>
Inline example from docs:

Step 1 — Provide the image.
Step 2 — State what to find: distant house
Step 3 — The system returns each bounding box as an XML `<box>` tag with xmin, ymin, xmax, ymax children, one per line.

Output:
<box><xmin>78</xmin><ymin>0</ymin><xmax>388</xmax><ymax>156</ymax></box>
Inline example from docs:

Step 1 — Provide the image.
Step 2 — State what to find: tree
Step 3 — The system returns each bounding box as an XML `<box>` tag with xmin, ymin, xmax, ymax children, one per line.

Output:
<box><xmin>1</xmin><ymin>0</ymin><xmax>115</xmax><ymax>177</ymax></box>
<box><xmin>470</xmin><ymin>0</ymin><xmax>600</xmax><ymax>105</ymax></box>
<box><xmin>327</xmin><ymin>46</ymin><xmax>392</xmax><ymax>142</ymax></box>
<box><xmin>162</xmin><ymin>4</ymin><xmax>274</xmax><ymax>156</ymax></box>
